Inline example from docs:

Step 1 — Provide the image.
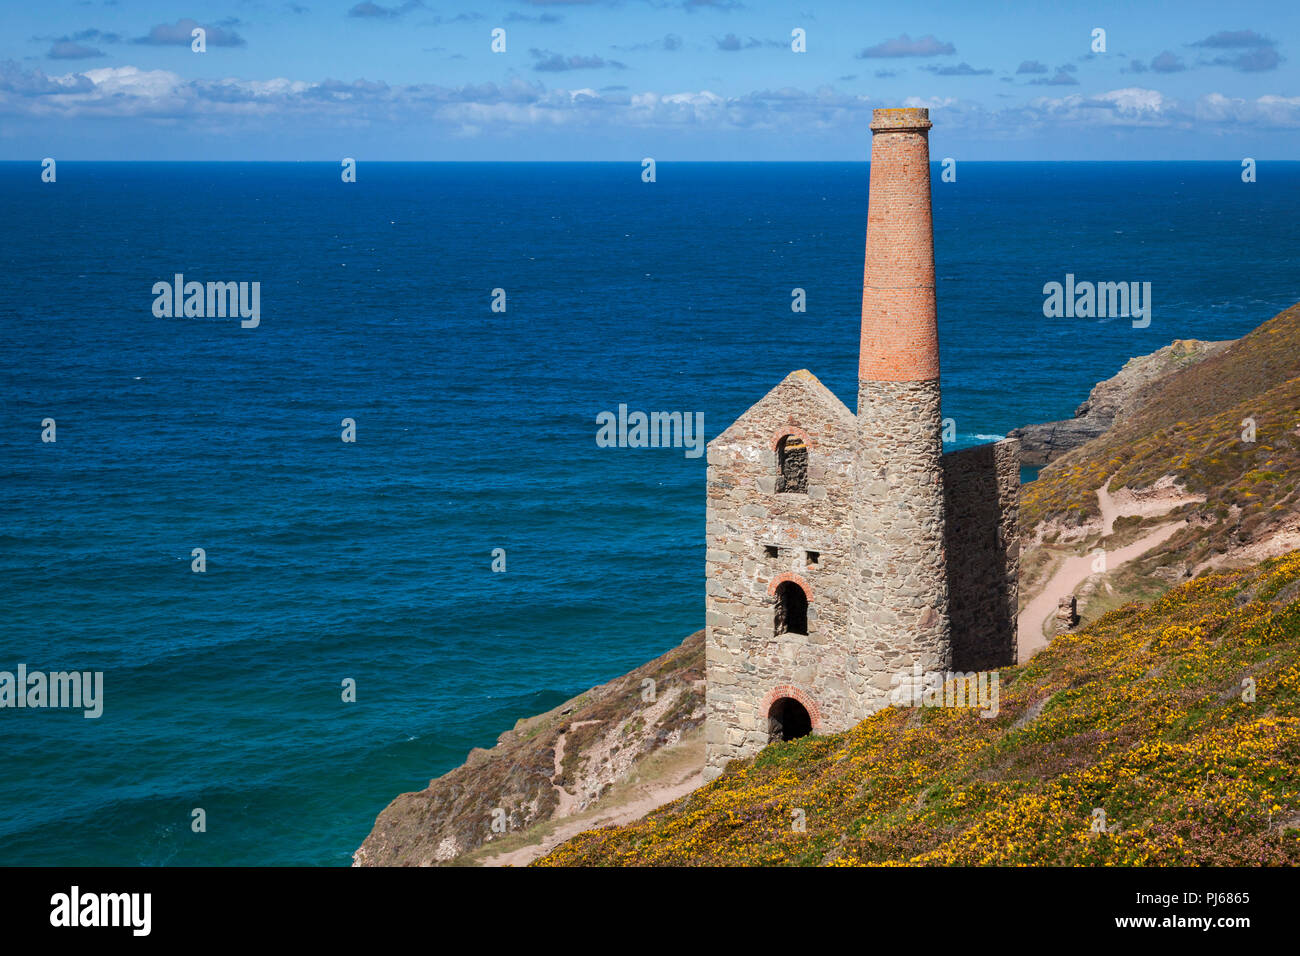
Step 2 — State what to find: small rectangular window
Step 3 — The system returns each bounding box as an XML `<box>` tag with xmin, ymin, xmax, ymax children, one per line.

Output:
<box><xmin>806</xmin><ymin>551</ymin><xmax>819</xmax><ymax>565</ymax></box>
<box><xmin>764</xmin><ymin>545</ymin><xmax>779</xmax><ymax>558</ymax></box>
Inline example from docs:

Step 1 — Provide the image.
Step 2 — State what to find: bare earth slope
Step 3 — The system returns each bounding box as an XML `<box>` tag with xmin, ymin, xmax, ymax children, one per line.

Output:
<box><xmin>354</xmin><ymin>630</ymin><xmax>705</xmax><ymax>866</ymax></box>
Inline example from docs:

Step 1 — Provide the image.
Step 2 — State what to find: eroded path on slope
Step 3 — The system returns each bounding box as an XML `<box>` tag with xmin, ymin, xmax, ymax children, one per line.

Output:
<box><xmin>1017</xmin><ymin>476</ymin><xmax>1203</xmax><ymax>663</ymax></box>
<box><xmin>549</xmin><ymin>720</ymin><xmax>601</xmax><ymax>818</ymax></box>
<box><xmin>478</xmin><ymin>731</ymin><xmax>704</xmax><ymax>868</ymax></box>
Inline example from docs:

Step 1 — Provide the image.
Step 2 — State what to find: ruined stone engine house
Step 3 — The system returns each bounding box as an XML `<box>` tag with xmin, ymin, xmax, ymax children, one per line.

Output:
<box><xmin>704</xmin><ymin>108</ymin><xmax>1021</xmax><ymax>780</ymax></box>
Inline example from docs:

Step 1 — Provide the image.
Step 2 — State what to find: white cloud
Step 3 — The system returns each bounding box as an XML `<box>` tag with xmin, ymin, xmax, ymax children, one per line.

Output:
<box><xmin>80</xmin><ymin>66</ymin><xmax>184</xmax><ymax>99</ymax></box>
<box><xmin>3</xmin><ymin>63</ymin><xmax>1299</xmax><ymax>143</ymax></box>
<box><xmin>1197</xmin><ymin>92</ymin><xmax>1300</xmax><ymax>127</ymax></box>
<box><xmin>1096</xmin><ymin>87</ymin><xmax>1169</xmax><ymax>115</ymax></box>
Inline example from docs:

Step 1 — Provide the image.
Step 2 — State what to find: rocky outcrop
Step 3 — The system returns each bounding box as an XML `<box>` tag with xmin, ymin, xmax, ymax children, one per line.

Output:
<box><xmin>1008</xmin><ymin>339</ymin><xmax>1232</xmax><ymax>465</ymax></box>
<box><xmin>353</xmin><ymin>630</ymin><xmax>705</xmax><ymax>866</ymax></box>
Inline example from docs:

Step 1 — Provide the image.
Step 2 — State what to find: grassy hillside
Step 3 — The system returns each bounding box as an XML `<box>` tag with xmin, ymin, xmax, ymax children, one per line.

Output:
<box><xmin>1022</xmin><ymin>302</ymin><xmax>1300</xmax><ymax>550</ymax></box>
<box><xmin>538</xmin><ymin>552</ymin><xmax>1300</xmax><ymax>866</ymax></box>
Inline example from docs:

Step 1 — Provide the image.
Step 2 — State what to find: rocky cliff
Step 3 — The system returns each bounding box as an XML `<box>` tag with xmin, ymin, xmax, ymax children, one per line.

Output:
<box><xmin>1020</xmin><ymin>302</ymin><xmax>1300</xmax><ymax>577</ymax></box>
<box><xmin>1008</xmin><ymin>338</ymin><xmax>1232</xmax><ymax>465</ymax></box>
<box><xmin>354</xmin><ymin>631</ymin><xmax>705</xmax><ymax>866</ymax></box>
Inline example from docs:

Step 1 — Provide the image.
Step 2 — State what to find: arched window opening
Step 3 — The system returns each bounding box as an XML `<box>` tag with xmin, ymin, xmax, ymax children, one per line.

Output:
<box><xmin>768</xmin><ymin>697</ymin><xmax>813</xmax><ymax>743</ymax></box>
<box><xmin>773</xmin><ymin>581</ymin><xmax>808</xmax><ymax>637</ymax></box>
<box><xmin>775</xmin><ymin>435</ymin><xmax>808</xmax><ymax>494</ymax></box>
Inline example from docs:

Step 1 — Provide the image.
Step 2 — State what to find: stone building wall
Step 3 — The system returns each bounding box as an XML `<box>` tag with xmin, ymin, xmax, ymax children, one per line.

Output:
<box><xmin>942</xmin><ymin>438</ymin><xmax>1021</xmax><ymax>671</ymax></box>
<box><xmin>703</xmin><ymin>382</ymin><xmax>1022</xmax><ymax>779</ymax></box>
<box><xmin>849</xmin><ymin>378</ymin><xmax>950</xmax><ymax>711</ymax></box>
<box><xmin>703</xmin><ymin>370</ymin><xmax>859</xmax><ymax>780</ymax></box>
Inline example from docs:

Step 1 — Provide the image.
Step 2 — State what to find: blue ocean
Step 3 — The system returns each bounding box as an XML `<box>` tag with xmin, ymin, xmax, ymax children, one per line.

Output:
<box><xmin>2</xmin><ymin>161</ymin><xmax>1297</xmax><ymax>866</ymax></box>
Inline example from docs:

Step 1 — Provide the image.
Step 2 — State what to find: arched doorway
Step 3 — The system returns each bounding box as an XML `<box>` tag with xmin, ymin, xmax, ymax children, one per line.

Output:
<box><xmin>773</xmin><ymin>580</ymin><xmax>808</xmax><ymax>636</ymax></box>
<box><xmin>768</xmin><ymin>697</ymin><xmax>813</xmax><ymax>742</ymax></box>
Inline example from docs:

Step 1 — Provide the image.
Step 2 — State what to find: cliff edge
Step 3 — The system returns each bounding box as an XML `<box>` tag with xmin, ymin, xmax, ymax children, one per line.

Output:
<box><xmin>354</xmin><ymin>630</ymin><xmax>705</xmax><ymax>866</ymax></box>
<box><xmin>1008</xmin><ymin>338</ymin><xmax>1232</xmax><ymax>465</ymax></box>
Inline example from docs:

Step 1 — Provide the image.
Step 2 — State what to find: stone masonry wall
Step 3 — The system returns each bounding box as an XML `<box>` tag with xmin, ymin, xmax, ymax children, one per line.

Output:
<box><xmin>703</xmin><ymin>372</ymin><xmax>858</xmax><ymax>780</ymax></box>
<box><xmin>850</xmin><ymin>378</ymin><xmax>950</xmax><ymax>711</ymax></box>
<box><xmin>942</xmin><ymin>438</ymin><xmax>1021</xmax><ymax>671</ymax></box>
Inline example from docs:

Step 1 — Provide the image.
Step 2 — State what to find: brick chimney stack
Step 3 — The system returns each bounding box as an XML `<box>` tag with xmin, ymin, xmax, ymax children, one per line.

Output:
<box><xmin>850</xmin><ymin>107</ymin><xmax>951</xmax><ymax>697</ymax></box>
<box><xmin>860</xmin><ymin>107</ymin><xmax>938</xmax><ymax>383</ymax></box>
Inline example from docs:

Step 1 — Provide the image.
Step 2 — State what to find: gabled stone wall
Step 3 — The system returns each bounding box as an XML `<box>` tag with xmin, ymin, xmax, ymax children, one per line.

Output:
<box><xmin>703</xmin><ymin>371</ymin><xmax>857</xmax><ymax>780</ymax></box>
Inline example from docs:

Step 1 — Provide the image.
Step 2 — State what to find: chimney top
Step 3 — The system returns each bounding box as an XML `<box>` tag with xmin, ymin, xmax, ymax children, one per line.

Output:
<box><xmin>869</xmin><ymin>107</ymin><xmax>932</xmax><ymax>132</ymax></box>
<box><xmin>858</xmin><ymin>106</ymin><xmax>939</xmax><ymax>383</ymax></box>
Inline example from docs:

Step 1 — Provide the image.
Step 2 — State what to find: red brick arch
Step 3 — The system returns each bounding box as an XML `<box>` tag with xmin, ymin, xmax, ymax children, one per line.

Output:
<box><xmin>762</xmin><ymin>684</ymin><xmax>823</xmax><ymax>730</ymax></box>
<box><xmin>770</xmin><ymin>426</ymin><xmax>812</xmax><ymax>452</ymax></box>
<box><xmin>767</xmin><ymin>571</ymin><xmax>813</xmax><ymax>602</ymax></box>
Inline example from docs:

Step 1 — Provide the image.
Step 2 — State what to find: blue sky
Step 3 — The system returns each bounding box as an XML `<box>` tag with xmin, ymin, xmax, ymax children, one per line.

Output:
<box><xmin>2</xmin><ymin>0</ymin><xmax>1298</xmax><ymax>159</ymax></box>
